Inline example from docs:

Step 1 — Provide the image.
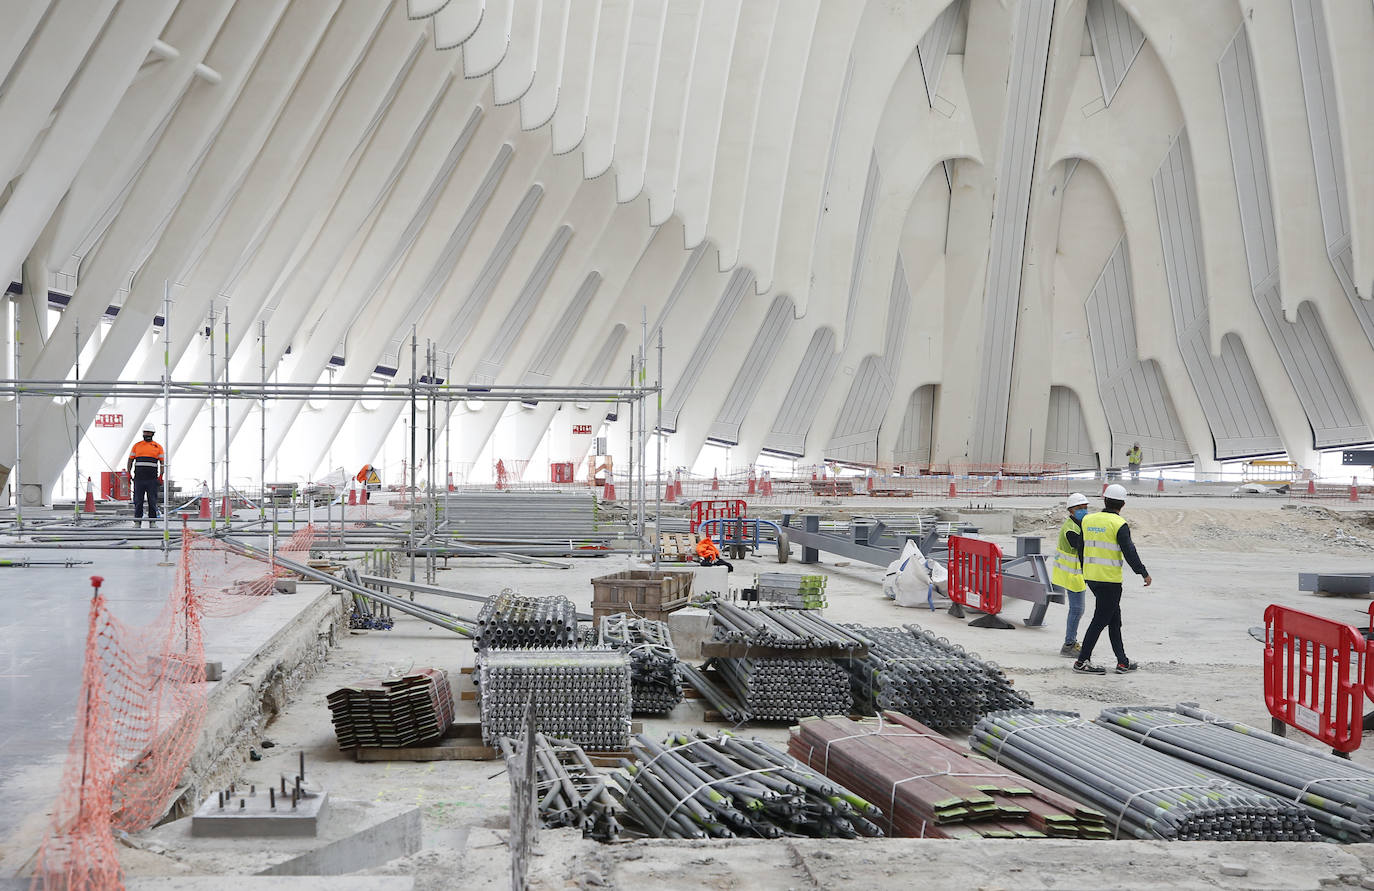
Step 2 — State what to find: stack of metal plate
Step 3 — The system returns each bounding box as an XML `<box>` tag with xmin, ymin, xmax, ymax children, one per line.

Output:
<box><xmin>326</xmin><ymin>668</ymin><xmax>455</xmax><ymax>749</ymax></box>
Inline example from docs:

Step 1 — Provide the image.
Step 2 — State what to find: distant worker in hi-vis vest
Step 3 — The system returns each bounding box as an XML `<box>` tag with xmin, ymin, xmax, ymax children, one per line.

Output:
<box><xmin>1126</xmin><ymin>443</ymin><xmax>1143</xmax><ymax>482</ymax></box>
<box><xmin>1052</xmin><ymin>493</ymin><xmax>1090</xmax><ymax>659</ymax></box>
<box><xmin>126</xmin><ymin>427</ymin><xmax>166</xmax><ymax>527</ymax></box>
<box><xmin>1072</xmin><ymin>484</ymin><xmax>1152</xmax><ymax>675</ymax></box>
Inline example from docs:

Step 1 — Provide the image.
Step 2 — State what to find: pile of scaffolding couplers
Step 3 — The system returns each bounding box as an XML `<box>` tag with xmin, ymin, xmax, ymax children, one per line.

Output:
<box><xmin>754</xmin><ymin>572</ymin><xmax>828</xmax><ymax>609</ymax></box>
<box><xmin>706</xmin><ymin>600</ymin><xmax>867</xmax><ymax>652</ymax></box>
<box><xmin>473</xmin><ymin>590</ymin><xmax>578</xmax><ymax>652</ymax></box>
<box><xmin>599</xmin><ymin>613</ymin><xmax>683</xmax><ymax>715</ymax></box>
<box><xmin>709</xmin><ymin>656</ymin><xmax>852</xmax><ymax>722</ymax></box>
<box><xmin>478</xmin><ymin>648</ymin><xmax>631</xmax><ymax>750</ymax></box>
<box><xmin>790</xmin><ymin>712</ymin><xmax>1109</xmax><ymax>838</ymax></box>
<box><xmin>838</xmin><ymin>625</ymin><xmax>1032</xmax><ymax>731</ymax></box>
<box><xmin>971</xmin><ymin>709</ymin><xmax>1320</xmax><ymax>841</ymax></box>
<box><xmin>499</xmin><ymin>732</ymin><xmax>624</xmax><ymax>841</ymax></box>
<box><xmin>1098</xmin><ymin>703</ymin><xmax>1374</xmax><ymax>843</ymax></box>
<box><xmin>326</xmin><ymin>668</ymin><xmax>455</xmax><ymax>749</ymax></box>
<box><xmin>611</xmin><ymin>732</ymin><xmax>885</xmax><ymax>839</ymax></box>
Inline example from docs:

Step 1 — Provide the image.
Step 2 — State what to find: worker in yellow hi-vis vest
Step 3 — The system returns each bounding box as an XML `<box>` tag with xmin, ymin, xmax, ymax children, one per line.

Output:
<box><xmin>1073</xmin><ymin>484</ymin><xmax>1152</xmax><ymax>676</ymax></box>
<box><xmin>1052</xmin><ymin>493</ymin><xmax>1090</xmax><ymax>659</ymax></box>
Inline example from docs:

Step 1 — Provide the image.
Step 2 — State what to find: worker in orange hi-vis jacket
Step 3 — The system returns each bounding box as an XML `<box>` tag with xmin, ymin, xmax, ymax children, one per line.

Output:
<box><xmin>695</xmin><ymin>535</ymin><xmax>734</xmax><ymax>572</ymax></box>
<box><xmin>126</xmin><ymin>428</ymin><xmax>166</xmax><ymax>527</ymax></box>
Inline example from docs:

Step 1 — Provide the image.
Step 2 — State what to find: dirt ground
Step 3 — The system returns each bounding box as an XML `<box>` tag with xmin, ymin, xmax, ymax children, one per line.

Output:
<box><xmin>116</xmin><ymin>497</ymin><xmax>1374</xmax><ymax>888</ymax></box>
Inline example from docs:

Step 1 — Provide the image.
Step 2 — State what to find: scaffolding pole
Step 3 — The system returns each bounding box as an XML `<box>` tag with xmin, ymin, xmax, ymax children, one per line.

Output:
<box><xmin>161</xmin><ymin>284</ymin><xmax>171</xmax><ymax>559</ymax></box>
<box><xmin>208</xmin><ymin>306</ymin><xmax>217</xmax><ymax>534</ymax></box>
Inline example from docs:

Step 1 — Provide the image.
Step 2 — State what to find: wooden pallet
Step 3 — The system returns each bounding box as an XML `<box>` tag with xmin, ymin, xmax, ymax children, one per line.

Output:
<box><xmin>657</xmin><ymin>531</ymin><xmax>698</xmax><ymax>562</ymax></box>
<box><xmin>351</xmin><ymin>720</ymin><xmax>642</xmax><ymax>763</ymax></box>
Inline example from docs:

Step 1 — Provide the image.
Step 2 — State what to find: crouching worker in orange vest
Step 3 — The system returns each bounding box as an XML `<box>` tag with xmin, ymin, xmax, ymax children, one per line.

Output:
<box><xmin>695</xmin><ymin>535</ymin><xmax>733</xmax><ymax>572</ymax></box>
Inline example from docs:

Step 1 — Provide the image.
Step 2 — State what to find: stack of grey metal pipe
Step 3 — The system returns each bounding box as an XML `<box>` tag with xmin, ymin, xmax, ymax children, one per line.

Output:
<box><xmin>1098</xmin><ymin>704</ymin><xmax>1374</xmax><ymax>842</ymax></box>
<box><xmin>970</xmin><ymin>709</ymin><xmax>1320</xmax><ymax>841</ymax></box>
<box><xmin>706</xmin><ymin>600</ymin><xmax>868</xmax><ymax>652</ymax></box>
<box><xmin>839</xmin><ymin>624</ymin><xmax>1032</xmax><ymax>731</ymax></box>
<box><xmin>474</xmin><ymin>590</ymin><xmax>578</xmax><ymax>652</ymax></box>
<box><xmin>611</xmin><ymin>732</ymin><xmax>885</xmax><ymax>839</ymax></box>
<box><xmin>498</xmin><ymin>732</ymin><xmax>624</xmax><ymax>841</ymax></box>
<box><xmin>442</xmin><ymin>491</ymin><xmax>630</xmax><ymax>543</ymax></box>
<box><xmin>478</xmin><ymin>648</ymin><xmax>632</xmax><ymax>750</ymax></box>
<box><xmin>710</xmin><ymin>657</ymin><xmax>852</xmax><ymax>722</ymax></box>
<box><xmin>599</xmin><ymin>613</ymin><xmax>683</xmax><ymax>715</ymax></box>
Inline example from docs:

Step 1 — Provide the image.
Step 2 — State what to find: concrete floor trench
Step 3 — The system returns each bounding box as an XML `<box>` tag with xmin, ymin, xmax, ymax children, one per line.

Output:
<box><xmin>9</xmin><ymin>495</ymin><xmax>1374</xmax><ymax>889</ymax></box>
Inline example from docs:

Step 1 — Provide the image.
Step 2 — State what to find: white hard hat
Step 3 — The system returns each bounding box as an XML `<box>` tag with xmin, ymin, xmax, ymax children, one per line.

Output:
<box><xmin>1067</xmin><ymin>492</ymin><xmax>1089</xmax><ymax>508</ymax></box>
<box><xmin>1104</xmin><ymin>483</ymin><xmax>1129</xmax><ymax>500</ymax></box>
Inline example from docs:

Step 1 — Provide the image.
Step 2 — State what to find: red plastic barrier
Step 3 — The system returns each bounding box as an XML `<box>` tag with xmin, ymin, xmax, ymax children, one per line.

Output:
<box><xmin>947</xmin><ymin>535</ymin><xmax>1003</xmax><ymax>617</ymax></box>
<box><xmin>689</xmin><ymin>499</ymin><xmax>746</xmax><ymax>534</ymax></box>
<box><xmin>1263</xmin><ymin>604</ymin><xmax>1365</xmax><ymax>753</ymax></box>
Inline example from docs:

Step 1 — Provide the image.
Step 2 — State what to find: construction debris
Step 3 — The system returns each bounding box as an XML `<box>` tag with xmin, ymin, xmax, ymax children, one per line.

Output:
<box><xmin>599</xmin><ymin>613</ymin><xmax>683</xmax><ymax>715</ymax></box>
<box><xmin>474</xmin><ymin>590</ymin><xmax>579</xmax><ymax>652</ymax></box>
<box><xmin>970</xmin><ymin>709</ymin><xmax>1320</xmax><ymax>841</ymax></box>
<box><xmin>326</xmin><ymin>668</ymin><xmax>455</xmax><ymax>749</ymax></box>
<box><xmin>478</xmin><ymin>648</ymin><xmax>631</xmax><ymax>750</ymax></box>
<box><xmin>1098</xmin><ymin>703</ymin><xmax>1374</xmax><ymax>842</ymax></box>
<box><xmin>790</xmin><ymin>712</ymin><xmax>1109</xmax><ymax>839</ymax></box>
<box><xmin>611</xmin><ymin>732</ymin><xmax>885</xmax><ymax>839</ymax></box>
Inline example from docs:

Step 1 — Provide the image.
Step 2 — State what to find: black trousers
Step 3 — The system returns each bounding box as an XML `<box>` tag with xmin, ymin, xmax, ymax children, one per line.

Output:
<box><xmin>1079</xmin><ymin>580</ymin><xmax>1126</xmax><ymax>664</ymax></box>
<box><xmin>132</xmin><ymin>478</ymin><xmax>160</xmax><ymax>520</ymax></box>
<box><xmin>700</xmin><ymin>557</ymin><xmax>734</xmax><ymax>572</ymax></box>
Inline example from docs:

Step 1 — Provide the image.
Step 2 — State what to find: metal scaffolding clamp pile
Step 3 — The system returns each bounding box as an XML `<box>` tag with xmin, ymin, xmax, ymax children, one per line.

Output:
<box><xmin>789</xmin><ymin>712</ymin><xmax>1108</xmax><ymax>838</ymax></box>
<box><xmin>474</xmin><ymin>590</ymin><xmax>578</xmax><ymax>652</ymax></box>
<box><xmin>710</xmin><ymin>656</ymin><xmax>852</xmax><ymax>723</ymax></box>
<box><xmin>326</xmin><ymin>668</ymin><xmax>455</xmax><ymax>749</ymax></box>
<box><xmin>499</xmin><ymin>732</ymin><xmax>624</xmax><ymax>842</ymax></box>
<box><xmin>706</xmin><ymin>600</ymin><xmax>868</xmax><ymax>652</ymax></box>
<box><xmin>839</xmin><ymin>624</ymin><xmax>1032</xmax><ymax>731</ymax></box>
<box><xmin>478</xmin><ymin>648</ymin><xmax>632</xmax><ymax>750</ymax></box>
<box><xmin>1098</xmin><ymin>703</ymin><xmax>1374</xmax><ymax>842</ymax></box>
<box><xmin>611</xmin><ymin>732</ymin><xmax>885</xmax><ymax>839</ymax></box>
<box><xmin>753</xmin><ymin>572</ymin><xmax>828</xmax><ymax>609</ymax></box>
<box><xmin>599</xmin><ymin>613</ymin><xmax>683</xmax><ymax>715</ymax></box>
<box><xmin>971</xmin><ymin>709</ymin><xmax>1320</xmax><ymax>841</ymax></box>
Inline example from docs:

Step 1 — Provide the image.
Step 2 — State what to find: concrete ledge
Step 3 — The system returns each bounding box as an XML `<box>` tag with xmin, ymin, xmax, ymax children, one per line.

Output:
<box><xmin>3</xmin><ymin>880</ymin><xmax>414</xmax><ymax>891</ymax></box>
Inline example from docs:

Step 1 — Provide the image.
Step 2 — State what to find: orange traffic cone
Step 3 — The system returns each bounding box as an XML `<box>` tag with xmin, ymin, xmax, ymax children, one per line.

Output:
<box><xmin>711</xmin><ymin>470</ymin><xmax>719</xmax><ymax>492</ymax></box>
<box><xmin>603</xmin><ymin>470</ymin><xmax>616</xmax><ymax>501</ymax></box>
<box><xmin>761</xmin><ymin>472</ymin><xmax>772</xmax><ymax>497</ymax></box>
<box><xmin>1102</xmin><ymin>481</ymin><xmax>1108</xmax><ymax>496</ymax></box>
<box><xmin>1157</xmin><ymin>472</ymin><xmax>1165</xmax><ymax>493</ymax></box>
<box><xmin>994</xmin><ymin>472</ymin><xmax>1003</xmax><ymax>493</ymax></box>
<box><xmin>221</xmin><ymin>494</ymin><xmax>231</xmax><ymax>518</ymax></box>
<box><xmin>747</xmin><ymin>470</ymin><xmax>757</xmax><ymax>495</ymax></box>
<box><xmin>84</xmin><ymin>477</ymin><xmax>96</xmax><ymax>513</ymax></box>
<box><xmin>1307</xmin><ymin>478</ymin><xmax>1316</xmax><ymax>496</ymax></box>
<box><xmin>198</xmin><ymin>482</ymin><xmax>211</xmax><ymax>519</ymax></box>
<box><xmin>1351</xmin><ymin>477</ymin><xmax>1360</xmax><ymax>503</ymax></box>
<box><xmin>349</xmin><ymin>481</ymin><xmax>358</xmax><ymax>505</ymax></box>
<box><xmin>812</xmin><ymin>470</ymin><xmax>818</xmax><ymax>481</ymax></box>
<box><xmin>866</xmin><ymin>473</ymin><xmax>874</xmax><ymax>493</ymax></box>
<box><xmin>447</xmin><ymin>471</ymin><xmax>455</xmax><ymax>492</ymax></box>
<box><xmin>362</xmin><ymin>486</ymin><xmax>370</xmax><ymax>504</ymax></box>
<box><xmin>673</xmin><ymin>471</ymin><xmax>682</xmax><ymax>500</ymax></box>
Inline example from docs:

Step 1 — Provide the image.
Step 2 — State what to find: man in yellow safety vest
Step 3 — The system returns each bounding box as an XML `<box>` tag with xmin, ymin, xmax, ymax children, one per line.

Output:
<box><xmin>1052</xmin><ymin>493</ymin><xmax>1090</xmax><ymax>658</ymax></box>
<box><xmin>1073</xmin><ymin>484</ymin><xmax>1152</xmax><ymax>675</ymax></box>
<box><xmin>1126</xmin><ymin>443</ymin><xmax>1143</xmax><ymax>482</ymax></box>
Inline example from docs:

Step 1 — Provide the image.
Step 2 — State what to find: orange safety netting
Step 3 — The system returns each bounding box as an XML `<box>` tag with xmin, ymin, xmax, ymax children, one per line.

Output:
<box><xmin>32</xmin><ymin>526</ymin><xmax>315</xmax><ymax>891</ymax></box>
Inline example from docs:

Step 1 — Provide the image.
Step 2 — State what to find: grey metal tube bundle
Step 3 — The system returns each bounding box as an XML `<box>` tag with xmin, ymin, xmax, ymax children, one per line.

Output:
<box><xmin>706</xmin><ymin>600</ymin><xmax>868</xmax><ymax>651</ymax></box>
<box><xmin>970</xmin><ymin>709</ymin><xmax>1319</xmax><ymax>841</ymax></box>
<box><xmin>1097</xmin><ymin>704</ymin><xmax>1374</xmax><ymax>842</ymax></box>
<box><xmin>599</xmin><ymin>613</ymin><xmax>683</xmax><ymax>714</ymax></box>
<box><xmin>478</xmin><ymin>648</ymin><xmax>631</xmax><ymax>750</ymax></box>
<box><xmin>609</xmin><ymin>731</ymin><xmax>885</xmax><ymax>839</ymax></box>
<box><xmin>474</xmin><ymin>589</ymin><xmax>578</xmax><ymax>652</ymax></box>
<box><xmin>838</xmin><ymin>624</ymin><xmax>1029</xmax><ymax>730</ymax></box>
<box><xmin>498</xmin><ymin>733</ymin><xmax>623</xmax><ymax>841</ymax></box>
<box><xmin>710</xmin><ymin>657</ymin><xmax>851</xmax><ymax>722</ymax></box>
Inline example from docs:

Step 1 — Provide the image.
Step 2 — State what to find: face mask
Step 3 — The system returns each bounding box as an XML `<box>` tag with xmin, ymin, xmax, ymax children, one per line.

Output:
<box><xmin>1072</xmin><ymin>509</ymin><xmax>1087</xmax><ymax>523</ymax></box>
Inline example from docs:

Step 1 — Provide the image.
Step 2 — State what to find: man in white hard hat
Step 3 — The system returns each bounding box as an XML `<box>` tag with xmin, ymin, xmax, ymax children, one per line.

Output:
<box><xmin>1073</xmin><ymin>483</ymin><xmax>1152</xmax><ymax>675</ymax></box>
<box><xmin>1052</xmin><ymin>493</ymin><xmax>1091</xmax><ymax>658</ymax></box>
<box><xmin>126</xmin><ymin>427</ymin><xmax>166</xmax><ymax>527</ymax></box>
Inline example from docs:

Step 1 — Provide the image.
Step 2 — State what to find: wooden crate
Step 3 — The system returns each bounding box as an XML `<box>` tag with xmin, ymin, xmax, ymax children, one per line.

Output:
<box><xmin>590</xmin><ymin>569</ymin><xmax>694</xmax><ymax>622</ymax></box>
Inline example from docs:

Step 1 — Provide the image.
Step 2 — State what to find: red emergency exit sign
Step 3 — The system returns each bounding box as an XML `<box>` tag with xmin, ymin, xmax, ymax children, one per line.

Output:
<box><xmin>572</xmin><ymin>424</ymin><xmax>593</xmax><ymax>435</ymax></box>
<box><xmin>95</xmin><ymin>413</ymin><xmax>124</xmax><ymax>428</ymax></box>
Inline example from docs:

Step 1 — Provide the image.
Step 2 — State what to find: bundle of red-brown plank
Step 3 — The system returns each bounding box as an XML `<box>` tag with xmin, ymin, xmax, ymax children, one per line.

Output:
<box><xmin>788</xmin><ymin>711</ymin><xmax>1109</xmax><ymax>839</ymax></box>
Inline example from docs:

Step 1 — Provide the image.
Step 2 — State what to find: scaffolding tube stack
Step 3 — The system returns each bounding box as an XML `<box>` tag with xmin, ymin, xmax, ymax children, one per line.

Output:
<box><xmin>706</xmin><ymin>600</ymin><xmax>867</xmax><ymax>652</ymax></box>
<box><xmin>599</xmin><ymin>613</ymin><xmax>683</xmax><ymax>715</ymax></box>
<box><xmin>970</xmin><ymin>709</ymin><xmax>1320</xmax><ymax>841</ymax></box>
<box><xmin>789</xmin><ymin>712</ymin><xmax>1110</xmax><ymax>838</ymax></box>
<box><xmin>1098</xmin><ymin>704</ymin><xmax>1374</xmax><ymax>843</ymax></box>
<box><xmin>478</xmin><ymin>648</ymin><xmax>632</xmax><ymax>750</ymax></box>
<box><xmin>473</xmin><ymin>590</ymin><xmax>579</xmax><ymax>652</ymax></box>
<box><xmin>710</xmin><ymin>657</ymin><xmax>852</xmax><ymax>723</ymax></box>
<box><xmin>610</xmin><ymin>732</ymin><xmax>886</xmax><ymax>839</ymax></box>
<box><xmin>839</xmin><ymin>625</ymin><xmax>1031</xmax><ymax>730</ymax></box>
<box><xmin>498</xmin><ymin>733</ymin><xmax>624</xmax><ymax>841</ymax></box>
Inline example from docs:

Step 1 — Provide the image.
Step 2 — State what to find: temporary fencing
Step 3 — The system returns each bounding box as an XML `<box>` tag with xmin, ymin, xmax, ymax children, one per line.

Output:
<box><xmin>1263</xmin><ymin>604</ymin><xmax>1370</xmax><ymax>752</ymax></box>
<box><xmin>790</xmin><ymin>712</ymin><xmax>1109</xmax><ymax>839</ymax></box>
<box><xmin>946</xmin><ymin>535</ymin><xmax>1007</xmax><ymax>628</ymax></box>
<box><xmin>970</xmin><ymin>709</ymin><xmax>1320</xmax><ymax>840</ymax></box>
<box><xmin>1098</xmin><ymin>704</ymin><xmax>1374</xmax><ymax>842</ymax></box>
<box><xmin>32</xmin><ymin>525</ymin><xmax>315</xmax><ymax>891</ymax></box>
